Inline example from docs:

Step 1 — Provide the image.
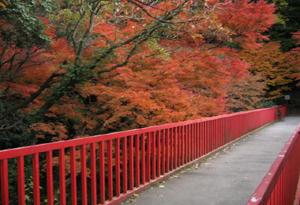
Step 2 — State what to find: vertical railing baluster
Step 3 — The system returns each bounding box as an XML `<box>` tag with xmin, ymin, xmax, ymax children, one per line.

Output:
<box><xmin>152</xmin><ymin>132</ymin><xmax>156</xmax><ymax>179</ymax></box>
<box><xmin>32</xmin><ymin>153</ymin><xmax>40</xmax><ymax>205</ymax></box>
<box><xmin>174</xmin><ymin>127</ymin><xmax>178</xmax><ymax>167</ymax></box>
<box><xmin>184</xmin><ymin>125</ymin><xmax>187</xmax><ymax>164</ymax></box>
<box><xmin>99</xmin><ymin>141</ymin><xmax>105</xmax><ymax>204</ymax></box>
<box><xmin>17</xmin><ymin>156</ymin><xmax>25</xmax><ymax>205</ymax></box>
<box><xmin>141</xmin><ymin>134</ymin><xmax>146</xmax><ymax>184</ymax></box>
<box><xmin>46</xmin><ymin>151</ymin><xmax>54</xmax><ymax>205</ymax></box>
<box><xmin>70</xmin><ymin>147</ymin><xmax>77</xmax><ymax>205</ymax></box>
<box><xmin>166</xmin><ymin>129</ymin><xmax>170</xmax><ymax>173</ymax></box>
<box><xmin>0</xmin><ymin>159</ymin><xmax>9</xmax><ymax>205</ymax></box>
<box><xmin>161</xmin><ymin>129</ymin><xmax>166</xmax><ymax>174</ymax></box>
<box><xmin>81</xmin><ymin>145</ymin><xmax>88</xmax><ymax>205</ymax></box>
<box><xmin>107</xmin><ymin>140</ymin><xmax>113</xmax><ymax>200</ymax></box>
<box><xmin>90</xmin><ymin>143</ymin><xmax>97</xmax><ymax>205</ymax></box>
<box><xmin>116</xmin><ymin>139</ymin><xmax>121</xmax><ymax>197</ymax></box>
<box><xmin>59</xmin><ymin>148</ymin><xmax>66</xmax><ymax>205</ymax></box>
<box><xmin>157</xmin><ymin>130</ymin><xmax>161</xmax><ymax>176</ymax></box>
<box><xmin>135</xmin><ymin>135</ymin><xmax>140</xmax><ymax>187</ymax></box>
<box><xmin>147</xmin><ymin>134</ymin><xmax>151</xmax><ymax>181</ymax></box>
<box><xmin>129</xmin><ymin>136</ymin><xmax>134</xmax><ymax>190</ymax></box>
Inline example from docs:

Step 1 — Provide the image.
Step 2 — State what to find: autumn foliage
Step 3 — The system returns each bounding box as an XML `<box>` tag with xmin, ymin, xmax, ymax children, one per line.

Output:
<box><xmin>0</xmin><ymin>0</ymin><xmax>297</xmax><ymax>148</ymax></box>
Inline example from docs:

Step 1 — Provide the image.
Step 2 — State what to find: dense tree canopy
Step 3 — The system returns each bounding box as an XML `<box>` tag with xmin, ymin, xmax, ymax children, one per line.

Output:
<box><xmin>0</xmin><ymin>0</ymin><xmax>298</xmax><ymax>149</ymax></box>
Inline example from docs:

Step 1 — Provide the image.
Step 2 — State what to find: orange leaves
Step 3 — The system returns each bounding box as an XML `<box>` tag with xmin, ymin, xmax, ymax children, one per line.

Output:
<box><xmin>0</xmin><ymin>82</ymin><xmax>38</xmax><ymax>98</ymax></box>
<box><xmin>30</xmin><ymin>122</ymin><xmax>68</xmax><ymax>141</ymax></box>
<box><xmin>292</xmin><ymin>32</ymin><xmax>300</xmax><ymax>46</ymax></box>
<box><xmin>285</xmin><ymin>36</ymin><xmax>300</xmax><ymax>86</ymax></box>
<box><xmin>240</xmin><ymin>42</ymin><xmax>294</xmax><ymax>99</ymax></box>
<box><xmin>216</xmin><ymin>0</ymin><xmax>276</xmax><ymax>49</ymax></box>
<box><xmin>0</xmin><ymin>0</ymin><xmax>288</xmax><ymax>144</ymax></box>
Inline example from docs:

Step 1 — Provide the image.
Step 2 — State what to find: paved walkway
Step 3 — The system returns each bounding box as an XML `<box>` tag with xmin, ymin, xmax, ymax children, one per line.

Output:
<box><xmin>125</xmin><ymin>116</ymin><xmax>300</xmax><ymax>205</ymax></box>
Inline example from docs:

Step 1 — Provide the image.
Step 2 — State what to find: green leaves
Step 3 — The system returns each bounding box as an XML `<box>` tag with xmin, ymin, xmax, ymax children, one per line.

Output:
<box><xmin>147</xmin><ymin>38</ymin><xmax>170</xmax><ymax>60</ymax></box>
<box><xmin>0</xmin><ymin>0</ymin><xmax>50</xmax><ymax>48</ymax></box>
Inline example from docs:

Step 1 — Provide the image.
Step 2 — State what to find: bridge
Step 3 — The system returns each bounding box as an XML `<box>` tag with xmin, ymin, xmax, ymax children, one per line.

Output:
<box><xmin>0</xmin><ymin>106</ymin><xmax>299</xmax><ymax>205</ymax></box>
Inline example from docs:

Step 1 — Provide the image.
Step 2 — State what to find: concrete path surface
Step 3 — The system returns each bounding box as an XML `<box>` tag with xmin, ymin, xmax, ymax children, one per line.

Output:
<box><xmin>124</xmin><ymin>116</ymin><xmax>300</xmax><ymax>205</ymax></box>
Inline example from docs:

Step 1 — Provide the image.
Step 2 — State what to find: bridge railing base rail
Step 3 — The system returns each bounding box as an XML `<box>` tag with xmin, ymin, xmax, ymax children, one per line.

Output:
<box><xmin>0</xmin><ymin>106</ymin><xmax>286</xmax><ymax>205</ymax></box>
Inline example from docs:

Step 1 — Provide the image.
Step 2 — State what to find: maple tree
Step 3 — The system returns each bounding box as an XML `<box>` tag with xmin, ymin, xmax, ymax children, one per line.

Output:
<box><xmin>0</xmin><ymin>0</ymin><xmax>291</xmax><ymax>148</ymax></box>
<box><xmin>239</xmin><ymin>42</ymin><xmax>294</xmax><ymax>101</ymax></box>
<box><xmin>284</xmin><ymin>32</ymin><xmax>300</xmax><ymax>86</ymax></box>
<box><xmin>2</xmin><ymin>1</ymin><xmax>297</xmax><ymax>202</ymax></box>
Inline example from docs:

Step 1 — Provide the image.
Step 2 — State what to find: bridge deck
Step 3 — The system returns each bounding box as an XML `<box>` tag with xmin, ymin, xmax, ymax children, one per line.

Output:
<box><xmin>124</xmin><ymin>116</ymin><xmax>300</xmax><ymax>205</ymax></box>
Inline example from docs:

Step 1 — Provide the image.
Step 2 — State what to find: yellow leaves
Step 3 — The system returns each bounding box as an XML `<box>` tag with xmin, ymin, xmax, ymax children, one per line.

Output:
<box><xmin>147</xmin><ymin>38</ymin><xmax>170</xmax><ymax>60</ymax></box>
<box><xmin>0</xmin><ymin>3</ymin><xmax>5</xmax><ymax>10</ymax></box>
<box><xmin>0</xmin><ymin>0</ymin><xmax>7</xmax><ymax>9</ymax></box>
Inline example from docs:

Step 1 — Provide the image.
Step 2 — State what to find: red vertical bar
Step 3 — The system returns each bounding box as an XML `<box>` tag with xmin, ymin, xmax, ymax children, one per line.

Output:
<box><xmin>162</xmin><ymin>129</ymin><xmax>166</xmax><ymax>174</ymax></box>
<box><xmin>46</xmin><ymin>151</ymin><xmax>54</xmax><ymax>205</ymax></box>
<box><xmin>195</xmin><ymin>123</ymin><xmax>199</xmax><ymax>157</ymax></box>
<box><xmin>90</xmin><ymin>143</ymin><xmax>97</xmax><ymax>205</ymax></box>
<box><xmin>217</xmin><ymin>120</ymin><xmax>219</xmax><ymax>147</ymax></box>
<box><xmin>59</xmin><ymin>148</ymin><xmax>66</xmax><ymax>205</ymax></box>
<box><xmin>177</xmin><ymin>127</ymin><xmax>180</xmax><ymax>165</ymax></box>
<box><xmin>182</xmin><ymin>126</ymin><xmax>185</xmax><ymax>164</ymax></box>
<box><xmin>193</xmin><ymin>124</ymin><xmax>196</xmax><ymax>158</ymax></box>
<box><xmin>198</xmin><ymin>123</ymin><xmax>201</xmax><ymax>156</ymax></box>
<box><xmin>205</xmin><ymin>121</ymin><xmax>208</xmax><ymax>154</ymax></box>
<box><xmin>135</xmin><ymin>135</ymin><xmax>140</xmax><ymax>187</ymax></box>
<box><xmin>182</xmin><ymin>126</ymin><xmax>184</xmax><ymax>163</ymax></box>
<box><xmin>146</xmin><ymin>134</ymin><xmax>151</xmax><ymax>181</ymax></box>
<box><xmin>0</xmin><ymin>159</ymin><xmax>9</xmax><ymax>205</ymax></box>
<box><xmin>107</xmin><ymin>140</ymin><xmax>113</xmax><ymax>200</ymax></box>
<box><xmin>190</xmin><ymin>124</ymin><xmax>193</xmax><ymax>161</ymax></box>
<box><xmin>178</xmin><ymin>127</ymin><xmax>182</xmax><ymax>165</ymax></box>
<box><xmin>213</xmin><ymin>120</ymin><xmax>216</xmax><ymax>150</ymax></box>
<box><xmin>70</xmin><ymin>147</ymin><xmax>77</xmax><ymax>205</ymax></box>
<box><xmin>194</xmin><ymin>123</ymin><xmax>197</xmax><ymax>158</ymax></box>
<box><xmin>173</xmin><ymin>128</ymin><xmax>177</xmax><ymax>169</ymax></box>
<box><xmin>116</xmin><ymin>139</ymin><xmax>121</xmax><ymax>197</ymax></box>
<box><xmin>32</xmin><ymin>154</ymin><xmax>40</xmax><ymax>205</ymax></box>
<box><xmin>199</xmin><ymin>123</ymin><xmax>203</xmax><ymax>156</ymax></box>
<box><xmin>209</xmin><ymin>121</ymin><xmax>212</xmax><ymax>152</ymax></box>
<box><xmin>157</xmin><ymin>130</ymin><xmax>161</xmax><ymax>176</ymax></box>
<box><xmin>189</xmin><ymin>124</ymin><xmax>192</xmax><ymax>161</ymax></box>
<box><xmin>184</xmin><ymin>125</ymin><xmax>187</xmax><ymax>163</ymax></box>
<box><xmin>178</xmin><ymin>127</ymin><xmax>182</xmax><ymax>166</ymax></box>
<box><xmin>17</xmin><ymin>156</ymin><xmax>25</xmax><ymax>205</ymax></box>
<box><xmin>166</xmin><ymin>129</ymin><xmax>170</xmax><ymax>172</ymax></box>
<box><xmin>169</xmin><ymin>129</ymin><xmax>173</xmax><ymax>170</ymax></box>
<box><xmin>129</xmin><ymin>136</ymin><xmax>134</xmax><ymax>190</ymax></box>
<box><xmin>99</xmin><ymin>142</ymin><xmax>105</xmax><ymax>204</ymax></box>
<box><xmin>152</xmin><ymin>132</ymin><xmax>157</xmax><ymax>178</ymax></box>
<box><xmin>81</xmin><ymin>145</ymin><xmax>88</xmax><ymax>205</ymax></box>
<box><xmin>174</xmin><ymin>127</ymin><xmax>180</xmax><ymax>168</ymax></box>
<box><xmin>122</xmin><ymin>137</ymin><xmax>128</xmax><ymax>193</ymax></box>
<box><xmin>202</xmin><ymin>122</ymin><xmax>205</xmax><ymax>155</ymax></box>
<box><xmin>216</xmin><ymin>120</ymin><xmax>219</xmax><ymax>148</ymax></box>
<box><xmin>193</xmin><ymin>124</ymin><xmax>196</xmax><ymax>159</ymax></box>
<box><xmin>221</xmin><ymin>119</ymin><xmax>224</xmax><ymax>146</ymax></box>
<box><xmin>141</xmin><ymin>134</ymin><xmax>146</xmax><ymax>184</ymax></box>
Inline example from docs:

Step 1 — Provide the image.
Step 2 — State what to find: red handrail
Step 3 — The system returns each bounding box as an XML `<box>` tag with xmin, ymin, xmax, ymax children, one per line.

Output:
<box><xmin>248</xmin><ymin>121</ymin><xmax>300</xmax><ymax>205</ymax></box>
<box><xmin>0</xmin><ymin>106</ymin><xmax>285</xmax><ymax>205</ymax></box>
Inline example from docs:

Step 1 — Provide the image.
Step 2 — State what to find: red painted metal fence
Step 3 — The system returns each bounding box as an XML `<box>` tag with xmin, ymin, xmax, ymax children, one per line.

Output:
<box><xmin>0</xmin><ymin>106</ymin><xmax>285</xmax><ymax>205</ymax></box>
<box><xmin>248</xmin><ymin>120</ymin><xmax>300</xmax><ymax>205</ymax></box>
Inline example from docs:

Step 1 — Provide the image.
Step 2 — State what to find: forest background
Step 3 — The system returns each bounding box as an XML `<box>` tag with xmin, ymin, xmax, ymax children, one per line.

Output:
<box><xmin>0</xmin><ymin>0</ymin><xmax>299</xmax><ymax>149</ymax></box>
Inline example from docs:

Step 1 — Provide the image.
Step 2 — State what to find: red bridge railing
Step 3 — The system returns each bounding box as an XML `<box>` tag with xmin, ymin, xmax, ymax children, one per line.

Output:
<box><xmin>248</xmin><ymin>120</ymin><xmax>300</xmax><ymax>205</ymax></box>
<box><xmin>0</xmin><ymin>106</ymin><xmax>285</xmax><ymax>205</ymax></box>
